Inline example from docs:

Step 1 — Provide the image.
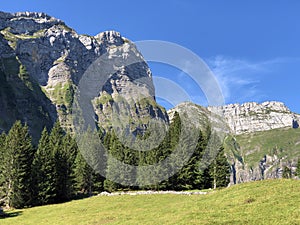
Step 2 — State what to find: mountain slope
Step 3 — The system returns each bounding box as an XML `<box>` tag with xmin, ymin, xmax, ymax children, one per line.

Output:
<box><xmin>172</xmin><ymin>101</ymin><xmax>300</xmax><ymax>184</ymax></box>
<box><xmin>0</xmin><ymin>11</ymin><xmax>168</xmax><ymax>139</ymax></box>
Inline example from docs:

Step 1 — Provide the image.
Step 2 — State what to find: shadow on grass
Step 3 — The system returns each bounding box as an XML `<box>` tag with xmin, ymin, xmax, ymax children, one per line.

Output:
<box><xmin>0</xmin><ymin>211</ymin><xmax>22</xmax><ymax>219</ymax></box>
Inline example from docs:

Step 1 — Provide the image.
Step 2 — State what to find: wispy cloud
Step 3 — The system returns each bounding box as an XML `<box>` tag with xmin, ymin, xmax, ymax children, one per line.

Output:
<box><xmin>205</xmin><ymin>56</ymin><xmax>298</xmax><ymax>104</ymax></box>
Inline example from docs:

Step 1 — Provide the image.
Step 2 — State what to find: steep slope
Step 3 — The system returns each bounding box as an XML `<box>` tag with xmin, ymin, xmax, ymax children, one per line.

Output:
<box><xmin>208</xmin><ymin>101</ymin><xmax>300</xmax><ymax>134</ymax></box>
<box><xmin>225</xmin><ymin>127</ymin><xmax>300</xmax><ymax>184</ymax></box>
<box><xmin>170</xmin><ymin>101</ymin><xmax>300</xmax><ymax>184</ymax></box>
<box><xmin>0</xmin><ymin>11</ymin><xmax>168</xmax><ymax>139</ymax></box>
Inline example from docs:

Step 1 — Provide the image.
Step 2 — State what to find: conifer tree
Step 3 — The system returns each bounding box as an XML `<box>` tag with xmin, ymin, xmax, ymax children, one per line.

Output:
<box><xmin>74</xmin><ymin>151</ymin><xmax>94</xmax><ymax>196</ymax></box>
<box><xmin>49</xmin><ymin>121</ymin><xmax>70</xmax><ymax>202</ymax></box>
<box><xmin>0</xmin><ymin>133</ymin><xmax>7</xmax><ymax>205</ymax></box>
<box><xmin>2</xmin><ymin>121</ymin><xmax>34</xmax><ymax>208</ymax></box>
<box><xmin>31</xmin><ymin>128</ymin><xmax>56</xmax><ymax>205</ymax></box>
<box><xmin>63</xmin><ymin>133</ymin><xmax>78</xmax><ymax>198</ymax></box>
<box><xmin>209</xmin><ymin>147</ymin><xmax>230</xmax><ymax>189</ymax></box>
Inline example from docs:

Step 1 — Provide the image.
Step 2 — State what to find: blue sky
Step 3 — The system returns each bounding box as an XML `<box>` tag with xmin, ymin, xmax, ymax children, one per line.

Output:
<box><xmin>2</xmin><ymin>1</ymin><xmax>300</xmax><ymax>112</ymax></box>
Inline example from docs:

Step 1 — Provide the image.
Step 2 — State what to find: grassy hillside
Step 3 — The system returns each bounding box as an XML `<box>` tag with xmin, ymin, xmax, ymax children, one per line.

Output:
<box><xmin>1</xmin><ymin>179</ymin><xmax>299</xmax><ymax>224</ymax></box>
<box><xmin>232</xmin><ymin>127</ymin><xmax>300</xmax><ymax>167</ymax></box>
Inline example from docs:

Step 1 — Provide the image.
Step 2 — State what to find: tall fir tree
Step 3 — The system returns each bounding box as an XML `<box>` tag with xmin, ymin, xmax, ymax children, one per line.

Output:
<box><xmin>74</xmin><ymin>151</ymin><xmax>94</xmax><ymax>196</ymax></box>
<box><xmin>49</xmin><ymin>121</ymin><xmax>70</xmax><ymax>202</ymax></box>
<box><xmin>0</xmin><ymin>132</ymin><xmax>7</xmax><ymax>205</ymax></box>
<box><xmin>62</xmin><ymin>133</ymin><xmax>78</xmax><ymax>199</ymax></box>
<box><xmin>2</xmin><ymin>121</ymin><xmax>34</xmax><ymax>208</ymax></box>
<box><xmin>209</xmin><ymin>147</ymin><xmax>230</xmax><ymax>189</ymax></box>
<box><xmin>31</xmin><ymin>128</ymin><xmax>56</xmax><ymax>206</ymax></box>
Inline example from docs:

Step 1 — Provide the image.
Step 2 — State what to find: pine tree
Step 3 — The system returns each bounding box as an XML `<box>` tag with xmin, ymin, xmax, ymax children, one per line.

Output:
<box><xmin>2</xmin><ymin>121</ymin><xmax>34</xmax><ymax>208</ymax></box>
<box><xmin>31</xmin><ymin>128</ymin><xmax>56</xmax><ymax>205</ymax></box>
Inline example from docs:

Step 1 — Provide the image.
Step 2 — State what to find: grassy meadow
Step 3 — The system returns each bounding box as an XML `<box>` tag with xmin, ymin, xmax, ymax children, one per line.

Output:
<box><xmin>1</xmin><ymin>179</ymin><xmax>299</xmax><ymax>225</ymax></box>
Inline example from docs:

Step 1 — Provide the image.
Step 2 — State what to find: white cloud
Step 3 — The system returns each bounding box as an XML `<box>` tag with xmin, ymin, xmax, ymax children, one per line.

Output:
<box><xmin>205</xmin><ymin>55</ymin><xmax>290</xmax><ymax>104</ymax></box>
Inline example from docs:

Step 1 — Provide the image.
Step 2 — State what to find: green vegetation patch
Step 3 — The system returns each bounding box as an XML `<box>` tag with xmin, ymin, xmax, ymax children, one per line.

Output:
<box><xmin>2</xmin><ymin>179</ymin><xmax>300</xmax><ymax>225</ymax></box>
<box><xmin>234</xmin><ymin>127</ymin><xmax>300</xmax><ymax>167</ymax></box>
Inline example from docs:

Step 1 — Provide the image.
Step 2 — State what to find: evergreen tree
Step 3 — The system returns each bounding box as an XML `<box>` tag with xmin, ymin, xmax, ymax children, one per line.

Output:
<box><xmin>209</xmin><ymin>147</ymin><xmax>230</xmax><ymax>189</ymax></box>
<box><xmin>175</xmin><ymin>129</ymin><xmax>207</xmax><ymax>190</ymax></box>
<box><xmin>76</xmin><ymin>127</ymin><xmax>106</xmax><ymax>194</ymax></box>
<box><xmin>0</xmin><ymin>133</ymin><xmax>7</xmax><ymax>205</ymax></box>
<box><xmin>31</xmin><ymin>128</ymin><xmax>56</xmax><ymax>205</ymax></box>
<box><xmin>63</xmin><ymin>133</ymin><xmax>78</xmax><ymax>198</ymax></box>
<box><xmin>74</xmin><ymin>151</ymin><xmax>94</xmax><ymax>196</ymax></box>
<box><xmin>2</xmin><ymin>121</ymin><xmax>34</xmax><ymax>208</ymax></box>
<box><xmin>49</xmin><ymin>121</ymin><xmax>70</xmax><ymax>202</ymax></box>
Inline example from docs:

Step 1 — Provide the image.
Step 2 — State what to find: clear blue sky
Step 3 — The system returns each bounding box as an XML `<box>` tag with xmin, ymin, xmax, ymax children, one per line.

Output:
<box><xmin>2</xmin><ymin>1</ymin><xmax>300</xmax><ymax>112</ymax></box>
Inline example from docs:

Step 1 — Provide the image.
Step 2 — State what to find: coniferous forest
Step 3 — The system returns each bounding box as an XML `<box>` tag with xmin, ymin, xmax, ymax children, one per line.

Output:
<box><xmin>0</xmin><ymin>112</ymin><xmax>230</xmax><ymax>209</ymax></box>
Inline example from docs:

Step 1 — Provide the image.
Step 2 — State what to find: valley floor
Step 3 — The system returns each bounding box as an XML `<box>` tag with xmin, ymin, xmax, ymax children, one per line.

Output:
<box><xmin>1</xmin><ymin>179</ymin><xmax>299</xmax><ymax>225</ymax></box>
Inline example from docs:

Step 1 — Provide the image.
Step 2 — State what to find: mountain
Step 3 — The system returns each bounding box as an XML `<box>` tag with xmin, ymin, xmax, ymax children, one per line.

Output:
<box><xmin>0</xmin><ymin>11</ymin><xmax>168</xmax><ymax>141</ymax></box>
<box><xmin>1</xmin><ymin>11</ymin><xmax>299</xmax><ymax>185</ymax></box>
<box><xmin>208</xmin><ymin>101</ymin><xmax>300</xmax><ymax>134</ymax></box>
<box><xmin>171</xmin><ymin>101</ymin><xmax>300</xmax><ymax>184</ymax></box>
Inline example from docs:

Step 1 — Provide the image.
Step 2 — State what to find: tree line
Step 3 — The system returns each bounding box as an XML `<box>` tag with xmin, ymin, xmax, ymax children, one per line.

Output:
<box><xmin>0</xmin><ymin>112</ymin><xmax>231</xmax><ymax>209</ymax></box>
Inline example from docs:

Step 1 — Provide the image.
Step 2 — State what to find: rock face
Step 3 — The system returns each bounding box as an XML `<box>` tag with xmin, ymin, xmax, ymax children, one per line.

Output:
<box><xmin>171</xmin><ymin>102</ymin><xmax>300</xmax><ymax>185</ymax></box>
<box><xmin>0</xmin><ymin>11</ymin><xmax>168</xmax><ymax>139</ymax></box>
<box><xmin>208</xmin><ymin>101</ymin><xmax>300</xmax><ymax>135</ymax></box>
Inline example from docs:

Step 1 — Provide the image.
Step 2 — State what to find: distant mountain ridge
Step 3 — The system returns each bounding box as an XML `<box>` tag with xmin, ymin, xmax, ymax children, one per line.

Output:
<box><xmin>208</xmin><ymin>101</ymin><xmax>300</xmax><ymax>134</ymax></box>
<box><xmin>0</xmin><ymin>11</ymin><xmax>299</xmax><ymax>184</ymax></box>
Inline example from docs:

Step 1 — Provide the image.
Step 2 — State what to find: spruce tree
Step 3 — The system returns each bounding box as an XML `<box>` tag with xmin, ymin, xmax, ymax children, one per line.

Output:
<box><xmin>74</xmin><ymin>151</ymin><xmax>94</xmax><ymax>196</ymax></box>
<box><xmin>49</xmin><ymin>121</ymin><xmax>69</xmax><ymax>202</ymax></box>
<box><xmin>0</xmin><ymin>133</ymin><xmax>7</xmax><ymax>205</ymax></box>
<box><xmin>3</xmin><ymin>121</ymin><xmax>34</xmax><ymax>208</ymax></box>
<box><xmin>31</xmin><ymin>128</ymin><xmax>56</xmax><ymax>205</ymax></box>
<box><xmin>209</xmin><ymin>147</ymin><xmax>230</xmax><ymax>189</ymax></box>
<box><xmin>63</xmin><ymin>133</ymin><xmax>78</xmax><ymax>198</ymax></box>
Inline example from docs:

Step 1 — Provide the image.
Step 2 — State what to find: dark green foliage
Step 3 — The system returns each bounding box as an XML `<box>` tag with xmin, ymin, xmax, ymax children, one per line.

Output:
<box><xmin>49</xmin><ymin>121</ymin><xmax>76</xmax><ymax>202</ymax></box>
<box><xmin>74</xmin><ymin>151</ymin><xmax>94</xmax><ymax>196</ymax></box>
<box><xmin>209</xmin><ymin>147</ymin><xmax>231</xmax><ymax>189</ymax></box>
<box><xmin>2</xmin><ymin>121</ymin><xmax>34</xmax><ymax>208</ymax></box>
<box><xmin>31</xmin><ymin>128</ymin><xmax>56</xmax><ymax>205</ymax></box>
<box><xmin>74</xmin><ymin>128</ymin><xmax>105</xmax><ymax>195</ymax></box>
<box><xmin>282</xmin><ymin>166</ymin><xmax>292</xmax><ymax>179</ymax></box>
<box><xmin>0</xmin><ymin>110</ymin><xmax>233</xmax><ymax>209</ymax></box>
<box><xmin>0</xmin><ymin>133</ymin><xmax>7</xmax><ymax>205</ymax></box>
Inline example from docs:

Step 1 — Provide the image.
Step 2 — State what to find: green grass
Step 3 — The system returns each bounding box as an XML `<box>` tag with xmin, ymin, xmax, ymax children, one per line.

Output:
<box><xmin>233</xmin><ymin>127</ymin><xmax>300</xmax><ymax>167</ymax></box>
<box><xmin>2</xmin><ymin>179</ymin><xmax>300</xmax><ymax>224</ymax></box>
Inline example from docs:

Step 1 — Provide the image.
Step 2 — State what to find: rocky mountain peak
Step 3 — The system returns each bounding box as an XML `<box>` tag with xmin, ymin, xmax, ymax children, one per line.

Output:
<box><xmin>208</xmin><ymin>101</ymin><xmax>299</xmax><ymax>134</ymax></box>
<box><xmin>95</xmin><ymin>30</ymin><xmax>124</xmax><ymax>46</ymax></box>
<box><xmin>0</xmin><ymin>11</ymin><xmax>64</xmax><ymax>35</ymax></box>
<box><xmin>0</xmin><ymin>11</ymin><xmax>168</xmax><ymax>138</ymax></box>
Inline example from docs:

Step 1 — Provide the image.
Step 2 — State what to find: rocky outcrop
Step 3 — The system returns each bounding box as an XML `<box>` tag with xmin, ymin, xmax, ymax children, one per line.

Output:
<box><xmin>208</xmin><ymin>101</ymin><xmax>300</xmax><ymax>135</ymax></box>
<box><xmin>230</xmin><ymin>153</ymin><xmax>299</xmax><ymax>184</ymax></box>
<box><xmin>0</xmin><ymin>11</ymin><xmax>168</xmax><ymax>138</ymax></box>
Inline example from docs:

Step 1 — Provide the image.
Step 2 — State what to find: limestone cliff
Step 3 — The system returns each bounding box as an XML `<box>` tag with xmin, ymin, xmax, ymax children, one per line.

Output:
<box><xmin>0</xmin><ymin>11</ymin><xmax>168</xmax><ymax>139</ymax></box>
<box><xmin>208</xmin><ymin>101</ymin><xmax>300</xmax><ymax>135</ymax></box>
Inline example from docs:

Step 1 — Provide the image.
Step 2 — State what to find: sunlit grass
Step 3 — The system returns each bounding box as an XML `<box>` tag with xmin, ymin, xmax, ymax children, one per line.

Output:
<box><xmin>1</xmin><ymin>179</ymin><xmax>299</xmax><ymax>224</ymax></box>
